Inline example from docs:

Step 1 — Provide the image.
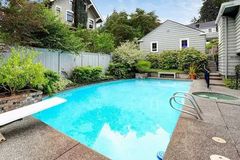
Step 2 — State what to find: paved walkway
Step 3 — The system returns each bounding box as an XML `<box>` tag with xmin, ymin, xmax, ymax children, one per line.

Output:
<box><xmin>165</xmin><ymin>80</ymin><xmax>240</xmax><ymax>160</ymax></box>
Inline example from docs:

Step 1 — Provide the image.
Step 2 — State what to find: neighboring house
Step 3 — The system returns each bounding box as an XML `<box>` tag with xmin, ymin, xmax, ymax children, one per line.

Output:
<box><xmin>30</xmin><ymin>0</ymin><xmax>103</xmax><ymax>29</ymax></box>
<box><xmin>216</xmin><ymin>1</ymin><xmax>240</xmax><ymax>77</ymax></box>
<box><xmin>139</xmin><ymin>20</ymin><xmax>206</xmax><ymax>53</ymax></box>
<box><xmin>188</xmin><ymin>21</ymin><xmax>218</xmax><ymax>41</ymax></box>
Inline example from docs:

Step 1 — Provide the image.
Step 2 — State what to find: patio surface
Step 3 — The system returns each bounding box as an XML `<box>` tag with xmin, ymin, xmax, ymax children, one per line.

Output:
<box><xmin>0</xmin><ymin>79</ymin><xmax>240</xmax><ymax>160</ymax></box>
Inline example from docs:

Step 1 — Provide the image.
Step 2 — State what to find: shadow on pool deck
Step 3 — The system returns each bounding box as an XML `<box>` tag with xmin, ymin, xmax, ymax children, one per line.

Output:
<box><xmin>164</xmin><ymin>80</ymin><xmax>240</xmax><ymax>160</ymax></box>
<box><xmin>0</xmin><ymin>79</ymin><xmax>240</xmax><ymax>160</ymax></box>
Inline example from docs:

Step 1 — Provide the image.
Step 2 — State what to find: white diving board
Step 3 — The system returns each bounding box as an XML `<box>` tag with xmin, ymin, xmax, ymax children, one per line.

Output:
<box><xmin>0</xmin><ymin>97</ymin><xmax>66</xmax><ymax>127</ymax></box>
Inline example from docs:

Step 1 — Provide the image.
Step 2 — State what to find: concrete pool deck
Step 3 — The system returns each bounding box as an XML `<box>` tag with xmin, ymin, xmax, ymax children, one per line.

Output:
<box><xmin>0</xmin><ymin>79</ymin><xmax>239</xmax><ymax>160</ymax></box>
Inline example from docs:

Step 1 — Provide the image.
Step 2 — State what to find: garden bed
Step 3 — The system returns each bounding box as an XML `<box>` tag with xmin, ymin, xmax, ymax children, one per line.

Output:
<box><xmin>0</xmin><ymin>89</ymin><xmax>43</xmax><ymax>113</ymax></box>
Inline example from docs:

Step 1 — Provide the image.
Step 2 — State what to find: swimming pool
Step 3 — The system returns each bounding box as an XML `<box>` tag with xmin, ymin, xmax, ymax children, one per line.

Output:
<box><xmin>34</xmin><ymin>79</ymin><xmax>191</xmax><ymax>160</ymax></box>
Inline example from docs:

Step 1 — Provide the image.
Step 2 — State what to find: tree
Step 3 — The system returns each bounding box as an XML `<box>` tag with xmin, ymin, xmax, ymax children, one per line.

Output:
<box><xmin>130</xmin><ymin>8</ymin><xmax>160</xmax><ymax>38</ymax></box>
<box><xmin>103</xmin><ymin>9</ymin><xmax>160</xmax><ymax>46</ymax></box>
<box><xmin>103</xmin><ymin>11</ymin><xmax>134</xmax><ymax>46</ymax></box>
<box><xmin>198</xmin><ymin>0</ymin><xmax>229</xmax><ymax>22</ymax></box>
<box><xmin>72</xmin><ymin>0</ymin><xmax>87</xmax><ymax>28</ymax></box>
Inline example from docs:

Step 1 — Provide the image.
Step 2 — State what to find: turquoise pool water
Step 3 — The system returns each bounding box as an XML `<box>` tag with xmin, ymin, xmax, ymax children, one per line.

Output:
<box><xmin>34</xmin><ymin>79</ymin><xmax>191</xmax><ymax>160</ymax></box>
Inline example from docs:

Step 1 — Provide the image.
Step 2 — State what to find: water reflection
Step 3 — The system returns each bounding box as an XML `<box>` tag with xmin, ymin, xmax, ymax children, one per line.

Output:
<box><xmin>93</xmin><ymin>124</ymin><xmax>170</xmax><ymax>160</ymax></box>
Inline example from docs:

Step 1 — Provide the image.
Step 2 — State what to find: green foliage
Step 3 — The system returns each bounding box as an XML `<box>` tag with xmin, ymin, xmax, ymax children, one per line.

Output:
<box><xmin>178</xmin><ymin>48</ymin><xmax>207</xmax><ymax>72</ymax></box>
<box><xmin>108</xmin><ymin>63</ymin><xmax>129</xmax><ymax>79</ymax></box>
<box><xmin>136</xmin><ymin>60</ymin><xmax>151</xmax><ymax>73</ymax></box>
<box><xmin>145</xmin><ymin>53</ymin><xmax>161</xmax><ymax>69</ymax></box>
<box><xmin>0</xmin><ymin>47</ymin><xmax>46</xmax><ymax>94</ymax></box>
<box><xmin>41</xmin><ymin>70</ymin><xmax>73</xmax><ymax>94</ymax></box>
<box><xmin>75</xmin><ymin>29</ymin><xmax>115</xmax><ymax>53</ymax></box>
<box><xmin>72</xmin><ymin>0</ymin><xmax>88</xmax><ymax>28</ymax></box>
<box><xmin>206</xmin><ymin>39</ymin><xmax>218</xmax><ymax>50</ymax></box>
<box><xmin>224</xmin><ymin>78</ymin><xmax>240</xmax><ymax>90</ymax></box>
<box><xmin>102</xmin><ymin>9</ymin><xmax>160</xmax><ymax>45</ymax></box>
<box><xmin>71</xmin><ymin>66</ymin><xmax>103</xmax><ymax>83</ymax></box>
<box><xmin>236</xmin><ymin>64</ymin><xmax>240</xmax><ymax>74</ymax></box>
<box><xmin>0</xmin><ymin>0</ymin><xmax>84</xmax><ymax>52</ymax></box>
<box><xmin>198</xmin><ymin>0</ymin><xmax>229</xmax><ymax>22</ymax></box>
<box><xmin>159</xmin><ymin>50</ymin><xmax>179</xmax><ymax>70</ymax></box>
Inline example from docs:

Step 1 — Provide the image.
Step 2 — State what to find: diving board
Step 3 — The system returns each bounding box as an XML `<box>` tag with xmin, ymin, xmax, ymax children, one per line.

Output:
<box><xmin>0</xmin><ymin>97</ymin><xmax>66</xmax><ymax>127</ymax></box>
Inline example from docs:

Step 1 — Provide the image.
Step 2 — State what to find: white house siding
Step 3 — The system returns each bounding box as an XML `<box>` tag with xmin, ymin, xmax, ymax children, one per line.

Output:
<box><xmin>218</xmin><ymin>8</ymin><xmax>240</xmax><ymax>76</ymax></box>
<box><xmin>218</xmin><ymin>17</ymin><xmax>226</xmax><ymax>75</ymax></box>
<box><xmin>87</xmin><ymin>9</ymin><xmax>97</xmax><ymax>29</ymax></box>
<box><xmin>139</xmin><ymin>20</ymin><xmax>206</xmax><ymax>53</ymax></box>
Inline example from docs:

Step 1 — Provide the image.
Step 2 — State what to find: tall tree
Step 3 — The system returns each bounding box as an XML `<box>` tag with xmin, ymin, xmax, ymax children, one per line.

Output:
<box><xmin>130</xmin><ymin>8</ymin><xmax>160</xmax><ymax>38</ymax></box>
<box><xmin>72</xmin><ymin>0</ymin><xmax>87</xmax><ymax>28</ymax></box>
<box><xmin>199</xmin><ymin>0</ymin><xmax>229</xmax><ymax>22</ymax></box>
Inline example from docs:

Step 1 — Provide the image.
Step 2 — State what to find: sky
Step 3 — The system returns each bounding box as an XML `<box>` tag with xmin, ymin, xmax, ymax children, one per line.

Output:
<box><xmin>93</xmin><ymin>0</ymin><xmax>203</xmax><ymax>25</ymax></box>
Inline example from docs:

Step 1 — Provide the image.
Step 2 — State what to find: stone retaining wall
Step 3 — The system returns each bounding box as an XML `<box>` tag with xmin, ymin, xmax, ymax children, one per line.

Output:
<box><xmin>0</xmin><ymin>90</ymin><xmax>43</xmax><ymax>113</ymax></box>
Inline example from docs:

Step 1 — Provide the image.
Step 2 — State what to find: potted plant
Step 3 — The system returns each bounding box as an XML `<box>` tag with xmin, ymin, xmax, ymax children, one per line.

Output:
<box><xmin>189</xmin><ymin>64</ymin><xmax>197</xmax><ymax>80</ymax></box>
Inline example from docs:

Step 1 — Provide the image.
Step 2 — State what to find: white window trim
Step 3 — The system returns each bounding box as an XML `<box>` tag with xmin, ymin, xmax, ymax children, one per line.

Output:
<box><xmin>55</xmin><ymin>5</ymin><xmax>62</xmax><ymax>13</ymax></box>
<box><xmin>66</xmin><ymin>10</ymin><xmax>74</xmax><ymax>23</ymax></box>
<box><xmin>179</xmin><ymin>38</ymin><xmax>189</xmax><ymax>50</ymax></box>
<box><xmin>88</xmin><ymin>18</ymin><xmax>95</xmax><ymax>29</ymax></box>
<box><xmin>150</xmin><ymin>41</ymin><xmax>158</xmax><ymax>53</ymax></box>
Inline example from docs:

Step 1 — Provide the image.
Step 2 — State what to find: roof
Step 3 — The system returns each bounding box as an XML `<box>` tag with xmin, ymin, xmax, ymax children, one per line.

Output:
<box><xmin>140</xmin><ymin>20</ymin><xmax>205</xmax><ymax>41</ymax></box>
<box><xmin>188</xmin><ymin>21</ymin><xmax>216</xmax><ymax>29</ymax></box>
<box><xmin>216</xmin><ymin>1</ymin><xmax>240</xmax><ymax>24</ymax></box>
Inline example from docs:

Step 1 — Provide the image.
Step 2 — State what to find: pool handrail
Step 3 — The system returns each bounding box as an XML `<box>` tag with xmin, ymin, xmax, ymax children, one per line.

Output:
<box><xmin>173</xmin><ymin>92</ymin><xmax>202</xmax><ymax>114</ymax></box>
<box><xmin>169</xmin><ymin>95</ymin><xmax>203</xmax><ymax>120</ymax></box>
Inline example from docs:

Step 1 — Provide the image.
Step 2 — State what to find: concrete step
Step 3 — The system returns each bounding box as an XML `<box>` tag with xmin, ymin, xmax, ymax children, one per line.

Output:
<box><xmin>210</xmin><ymin>76</ymin><xmax>222</xmax><ymax>80</ymax></box>
<box><xmin>210</xmin><ymin>72</ymin><xmax>221</xmax><ymax>76</ymax></box>
<box><xmin>210</xmin><ymin>80</ymin><xmax>225</xmax><ymax>86</ymax></box>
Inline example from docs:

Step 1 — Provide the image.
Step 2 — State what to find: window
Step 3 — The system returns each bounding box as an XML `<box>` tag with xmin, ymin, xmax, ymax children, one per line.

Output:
<box><xmin>151</xmin><ymin>41</ymin><xmax>158</xmax><ymax>52</ymax></box>
<box><xmin>180</xmin><ymin>39</ymin><xmax>189</xmax><ymax>49</ymax></box>
<box><xmin>55</xmin><ymin>6</ymin><xmax>61</xmax><ymax>15</ymax></box>
<box><xmin>208</xmin><ymin>28</ymin><xmax>212</xmax><ymax>33</ymax></box>
<box><xmin>88</xmin><ymin>19</ymin><xmax>94</xmax><ymax>29</ymax></box>
<box><xmin>66</xmin><ymin>11</ymin><xmax>74</xmax><ymax>22</ymax></box>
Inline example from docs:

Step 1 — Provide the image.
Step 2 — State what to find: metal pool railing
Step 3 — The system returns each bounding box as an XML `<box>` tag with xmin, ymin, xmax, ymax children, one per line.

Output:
<box><xmin>169</xmin><ymin>92</ymin><xmax>203</xmax><ymax>120</ymax></box>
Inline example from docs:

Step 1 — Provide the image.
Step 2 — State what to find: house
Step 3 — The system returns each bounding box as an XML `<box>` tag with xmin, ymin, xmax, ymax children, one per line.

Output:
<box><xmin>216</xmin><ymin>1</ymin><xmax>240</xmax><ymax>77</ymax></box>
<box><xmin>188</xmin><ymin>21</ymin><xmax>218</xmax><ymax>41</ymax></box>
<box><xmin>139</xmin><ymin>20</ymin><xmax>206</xmax><ymax>53</ymax></box>
<box><xmin>30</xmin><ymin>0</ymin><xmax>103</xmax><ymax>29</ymax></box>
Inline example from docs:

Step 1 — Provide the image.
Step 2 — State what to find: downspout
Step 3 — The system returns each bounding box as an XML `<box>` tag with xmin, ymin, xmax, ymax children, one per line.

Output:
<box><xmin>225</xmin><ymin>17</ymin><xmax>228</xmax><ymax>78</ymax></box>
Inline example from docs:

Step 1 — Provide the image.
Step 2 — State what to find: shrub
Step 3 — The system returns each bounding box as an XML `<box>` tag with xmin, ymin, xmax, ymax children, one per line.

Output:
<box><xmin>224</xmin><ymin>78</ymin><xmax>240</xmax><ymax>89</ymax></box>
<box><xmin>41</xmin><ymin>70</ymin><xmax>73</xmax><ymax>94</ymax></box>
<box><xmin>145</xmin><ymin>53</ymin><xmax>161</xmax><ymax>69</ymax></box>
<box><xmin>136</xmin><ymin>60</ymin><xmax>151</xmax><ymax>73</ymax></box>
<box><xmin>159</xmin><ymin>50</ymin><xmax>179</xmax><ymax>69</ymax></box>
<box><xmin>0</xmin><ymin>47</ymin><xmax>46</xmax><ymax>94</ymax></box>
<box><xmin>71</xmin><ymin>66</ymin><xmax>103</xmax><ymax>83</ymax></box>
<box><xmin>108</xmin><ymin>63</ymin><xmax>129</xmax><ymax>79</ymax></box>
<box><xmin>178</xmin><ymin>48</ymin><xmax>207</xmax><ymax>72</ymax></box>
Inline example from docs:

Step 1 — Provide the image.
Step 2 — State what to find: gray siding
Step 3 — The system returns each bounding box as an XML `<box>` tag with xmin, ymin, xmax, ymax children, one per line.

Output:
<box><xmin>217</xmin><ymin>9</ymin><xmax>240</xmax><ymax>76</ymax></box>
<box><xmin>139</xmin><ymin>20</ymin><xmax>206</xmax><ymax>53</ymax></box>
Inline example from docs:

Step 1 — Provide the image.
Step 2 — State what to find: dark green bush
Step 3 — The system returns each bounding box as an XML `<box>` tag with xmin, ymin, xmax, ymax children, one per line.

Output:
<box><xmin>71</xmin><ymin>66</ymin><xmax>103</xmax><ymax>83</ymax></box>
<box><xmin>136</xmin><ymin>60</ymin><xmax>151</xmax><ymax>73</ymax></box>
<box><xmin>178</xmin><ymin>48</ymin><xmax>207</xmax><ymax>72</ymax></box>
<box><xmin>108</xmin><ymin>63</ymin><xmax>130</xmax><ymax>79</ymax></box>
<box><xmin>159</xmin><ymin>50</ymin><xmax>179</xmax><ymax>69</ymax></box>
<box><xmin>145</xmin><ymin>53</ymin><xmax>161</xmax><ymax>69</ymax></box>
<box><xmin>224</xmin><ymin>78</ymin><xmax>240</xmax><ymax>89</ymax></box>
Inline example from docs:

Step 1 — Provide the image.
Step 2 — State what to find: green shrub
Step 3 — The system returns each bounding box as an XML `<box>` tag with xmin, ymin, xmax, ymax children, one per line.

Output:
<box><xmin>178</xmin><ymin>48</ymin><xmax>207</xmax><ymax>72</ymax></box>
<box><xmin>136</xmin><ymin>60</ymin><xmax>151</xmax><ymax>73</ymax></box>
<box><xmin>71</xmin><ymin>66</ymin><xmax>103</xmax><ymax>83</ymax></box>
<box><xmin>41</xmin><ymin>70</ymin><xmax>73</xmax><ymax>94</ymax></box>
<box><xmin>0</xmin><ymin>47</ymin><xmax>46</xmax><ymax>94</ymax></box>
<box><xmin>145</xmin><ymin>53</ymin><xmax>161</xmax><ymax>69</ymax></box>
<box><xmin>108</xmin><ymin>63</ymin><xmax>129</xmax><ymax>79</ymax></box>
<box><xmin>224</xmin><ymin>78</ymin><xmax>240</xmax><ymax>89</ymax></box>
<box><xmin>159</xmin><ymin>50</ymin><xmax>179</xmax><ymax>69</ymax></box>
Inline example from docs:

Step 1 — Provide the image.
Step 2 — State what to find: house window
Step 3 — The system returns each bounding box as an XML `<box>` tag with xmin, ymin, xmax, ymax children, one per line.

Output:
<box><xmin>180</xmin><ymin>39</ymin><xmax>189</xmax><ymax>49</ymax></box>
<box><xmin>88</xmin><ymin>19</ymin><xmax>94</xmax><ymax>29</ymax></box>
<box><xmin>66</xmin><ymin>11</ymin><xmax>74</xmax><ymax>22</ymax></box>
<box><xmin>55</xmin><ymin>6</ymin><xmax>61</xmax><ymax>15</ymax></box>
<box><xmin>151</xmin><ymin>41</ymin><xmax>158</xmax><ymax>52</ymax></box>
